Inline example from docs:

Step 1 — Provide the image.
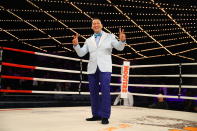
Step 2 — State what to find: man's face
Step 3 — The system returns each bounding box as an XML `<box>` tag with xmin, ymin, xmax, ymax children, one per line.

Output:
<box><xmin>158</xmin><ymin>94</ymin><xmax>164</xmax><ymax>102</ymax></box>
<box><xmin>91</xmin><ymin>19</ymin><xmax>103</xmax><ymax>33</ymax></box>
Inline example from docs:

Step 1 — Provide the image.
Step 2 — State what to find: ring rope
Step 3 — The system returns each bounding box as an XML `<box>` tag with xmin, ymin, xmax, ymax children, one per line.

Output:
<box><xmin>1</xmin><ymin>62</ymin><xmax>87</xmax><ymax>74</ymax></box>
<box><xmin>129</xmin><ymin>74</ymin><xmax>197</xmax><ymax>77</ymax></box>
<box><xmin>0</xmin><ymin>89</ymin><xmax>196</xmax><ymax>100</ymax></box>
<box><xmin>2</xmin><ymin>47</ymin><xmax>197</xmax><ymax>68</ymax></box>
<box><xmin>2</xmin><ymin>62</ymin><xmax>197</xmax><ymax>78</ymax></box>
<box><xmin>1</xmin><ymin>75</ymin><xmax>197</xmax><ymax>89</ymax></box>
<box><xmin>128</xmin><ymin>84</ymin><xmax>197</xmax><ymax>89</ymax></box>
<box><xmin>2</xmin><ymin>47</ymin><xmax>81</xmax><ymax>62</ymax></box>
<box><xmin>130</xmin><ymin>63</ymin><xmax>197</xmax><ymax>68</ymax></box>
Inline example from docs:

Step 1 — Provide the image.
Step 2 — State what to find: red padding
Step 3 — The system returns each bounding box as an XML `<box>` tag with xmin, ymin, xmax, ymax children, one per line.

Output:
<box><xmin>0</xmin><ymin>75</ymin><xmax>33</xmax><ymax>80</ymax></box>
<box><xmin>0</xmin><ymin>89</ymin><xmax>32</xmax><ymax>93</ymax></box>
<box><xmin>2</xmin><ymin>62</ymin><xmax>36</xmax><ymax>69</ymax></box>
<box><xmin>0</xmin><ymin>109</ymin><xmax>32</xmax><ymax>111</ymax></box>
<box><xmin>2</xmin><ymin>47</ymin><xmax>35</xmax><ymax>54</ymax></box>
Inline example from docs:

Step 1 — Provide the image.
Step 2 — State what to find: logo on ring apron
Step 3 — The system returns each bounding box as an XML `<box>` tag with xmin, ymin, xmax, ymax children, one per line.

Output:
<box><xmin>121</xmin><ymin>61</ymin><xmax>130</xmax><ymax>98</ymax></box>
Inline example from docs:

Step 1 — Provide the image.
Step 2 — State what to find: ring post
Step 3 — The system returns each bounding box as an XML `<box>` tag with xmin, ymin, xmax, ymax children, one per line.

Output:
<box><xmin>0</xmin><ymin>47</ymin><xmax>3</xmax><ymax>89</ymax></box>
<box><xmin>120</xmin><ymin>61</ymin><xmax>130</xmax><ymax>99</ymax></box>
<box><xmin>178</xmin><ymin>63</ymin><xmax>182</xmax><ymax>99</ymax></box>
<box><xmin>78</xmin><ymin>59</ymin><xmax>83</xmax><ymax>95</ymax></box>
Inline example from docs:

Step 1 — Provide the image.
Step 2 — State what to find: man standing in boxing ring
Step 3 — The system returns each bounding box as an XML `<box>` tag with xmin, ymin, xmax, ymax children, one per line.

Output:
<box><xmin>72</xmin><ymin>18</ymin><xmax>126</xmax><ymax>124</ymax></box>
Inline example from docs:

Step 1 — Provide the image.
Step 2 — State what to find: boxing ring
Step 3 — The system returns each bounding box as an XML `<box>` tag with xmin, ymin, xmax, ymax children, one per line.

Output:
<box><xmin>0</xmin><ymin>47</ymin><xmax>197</xmax><ymax>131</ymax></box>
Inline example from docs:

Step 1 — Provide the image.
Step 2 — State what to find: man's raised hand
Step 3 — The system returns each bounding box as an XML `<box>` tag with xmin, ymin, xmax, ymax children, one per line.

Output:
<box><xmin>72</xmin><ymin>33</ymin><xmax>79</xmax><ymax>46</ymax></box>
<box><xmin>119</xmin><ymin>28</ymin><xmax>126</xmax><ymax>42</ymax></box>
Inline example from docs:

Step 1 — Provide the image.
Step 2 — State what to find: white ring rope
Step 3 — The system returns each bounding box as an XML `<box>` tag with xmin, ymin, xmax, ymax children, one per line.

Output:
<box><xmin>129</xmin><ymin>75</ymin><xmax>179</xmax><ymax>77</ymax></box>
<box><xmin>35</xmin><ymin>52</ymin><xmax>82</xmax><ymax>62</ymax></box>
<box><xmin>130</xmin><ymin>62</ymin><xmax>197</xmax><ymax>68</ymax></box>
<box><xmin>34</xmin><ymin>78</ymin><xmax>88</xmax><ymax>84</ymax></box>
<box><xmin>1</xmin><ymin>75</ymin><xmax>196</xmax><ymax>89</ymax></box>
<box><xmin>127</xmin><ymin>84</ymin><xmax>197</xmax><ymax>89</ymax></box>
<box><xmin>2</xmin><ymin>47</ymin><xmax>197</xmax><ymax>68</ymax></box>
<box><xmin>30</xmin><ymin>91</ymin><xmax>197</xmax><ymax>100</ymax></box>
<box><xmin>129</xmin><ymin>74</ymin><xmax>197</xmax><ymax>77</ymax></box>
<box><xmin>36</xmin><ymin>66</ymin><xmax>87</xmax><ymax>74</ymax></box>
<box><xmin>128</xmin><ymin>93</ymin><xmax>197</xmax><ymax>100</ymax></box>
<box><xmin>2</xmin><ymin>62</ymin><xmax>197</xmax><ymax>78</ymax></box>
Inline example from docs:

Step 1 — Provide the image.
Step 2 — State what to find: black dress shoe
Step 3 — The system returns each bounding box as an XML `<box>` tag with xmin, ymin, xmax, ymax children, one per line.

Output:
<box><xmin>101</xmin><ymin>118</ymin><xmax>109</xmax><ymax>124</ymax></box>
<box><xmin>86</xmin><ymin>116</ymin><xmax>102</xmax><ymax>121</ymax></box>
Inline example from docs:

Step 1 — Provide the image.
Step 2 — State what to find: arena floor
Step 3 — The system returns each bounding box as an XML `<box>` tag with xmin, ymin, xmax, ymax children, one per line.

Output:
<box><xmin>0</xmin><ymin>106</ymin><xmax>196</xmax><ymax>131</ymax></box>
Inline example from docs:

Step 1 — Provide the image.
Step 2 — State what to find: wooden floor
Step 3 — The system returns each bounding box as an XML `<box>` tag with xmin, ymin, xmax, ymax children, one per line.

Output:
<box><xmin>0</xmin><ymin>106</ymin><xmax>196</xmax><ymax>131</ymax></box>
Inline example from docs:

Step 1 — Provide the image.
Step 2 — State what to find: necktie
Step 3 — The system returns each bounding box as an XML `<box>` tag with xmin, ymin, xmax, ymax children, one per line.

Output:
<box><xmin>94</xmin><ymin>33</ymin><xmax>102</xmax><ymax>38</ymax></box>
